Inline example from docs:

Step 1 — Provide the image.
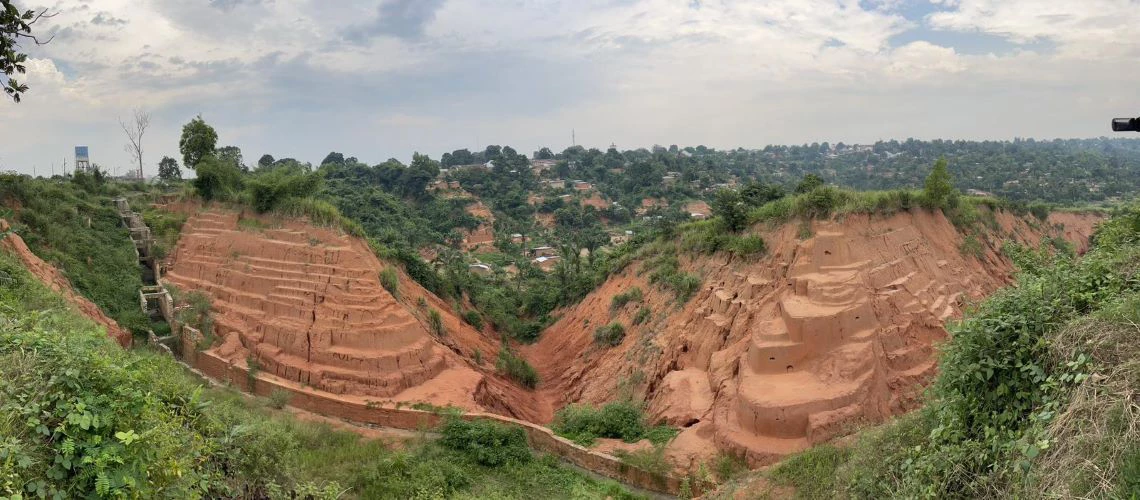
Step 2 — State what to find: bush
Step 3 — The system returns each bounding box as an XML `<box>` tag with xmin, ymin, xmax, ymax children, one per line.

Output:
<box><xmin>439</xmin><ymin>418</ymin><xmax>532</xmax><ymax>467</ymax></box>
<box><xmin>497</xmin><ymin>347</ymin><xmax>539</xmax><ymax>389</ymax></box>
<box><xmin>193</xmin><ymin>154</ymin><xmax>243</xmax><ymax>202</ymax></box>
<box><xmin>379</xmin><ymin>266</ymin><xmax>399</xmax><ymax>299</ymax></box>
<box><xmin>463</xmin><ymin>310</ymin><xmax>484</xmax><ymax>330</ymax></box>
<box><xmin>593</xmin><ymin>322</ymin><xmax>626</xmax><ymax>347</ymax></box>
<box><xmin>245</xmin><ymin>167</ymin><xmax>322</xmax><ymax>213</ymax></box>
<box><xmin>428</xmin><ymin>308</ymin><xmax>445</xmax><ymax>336</ymax></box>
<box><xmin>268</xmin><ymin>388</ymin><xmax>292</xmax><ymax>409</ymax></box>
<box><xmin>552</xmin><ymin>401</ymin><xmax>676</xmax><ymax>446</ymax></box>
<box><xmin>633</xmin><ymin>307</ymin><xmax>652</xmax><ymax>326</ymax></box>
<box><xmin>610</xmin><ymin>287</ymin><xmax>644</xmax><ymax>311</ymax></box>
<box><xmin>727</xmin><ymin>234</ymin><xmax>766</xmax><ymax>258</ymax></box>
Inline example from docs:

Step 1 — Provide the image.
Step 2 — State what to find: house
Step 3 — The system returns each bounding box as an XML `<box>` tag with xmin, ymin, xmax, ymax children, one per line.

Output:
<box><xmin>573</xmin><ymin>180</ymin><xmax>592</xmax><ymax>191</ymax></box>
<box><xmin>690</xmin><ymin>212</ymin><xmax>710</xmax><ymax>220</ymax></box>
<box><xmin>530</xmin><ymin>159</ymin><xmax>557</xmax><ymax>174</ymax></box>
<box><xmin>532</xmin><ymin>255</ymin><xmax>560</xmax><ymax>272</ymax></box>
<box><xmin>609</xmin><ymin>230</ymin><xmax>634</xmax><ymax>245</ymax></box>
<box><xmin>469</xmin><ymin>263</ymin><xmax>492</xmax><ymax>276</ymax></box>
<box><xmin>543</xmin><ymin>179</ymin><xmax>566</xmax><ymax>189</ymax></box>
<box><xmin>511</xmin><ymin>233</ymin><xmax>533</xmax><ymax>245</ymax></box>
<box><xmin>529</xmin><ymin>246</ymin><xmax>557</xmax><ymax>258</ymax></box>
<box><xmin>662</xmin><ymin>175</ymin><xmax>677</xmax><ymax>186</ymax></box>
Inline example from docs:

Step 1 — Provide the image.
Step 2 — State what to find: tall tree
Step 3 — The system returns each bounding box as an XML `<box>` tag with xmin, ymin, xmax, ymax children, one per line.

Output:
<box><xmin>118</xmin><ymin>108</ymin><xmax>150</xmax><ymax>179</ymax></box>
<box><xmin>923</xmin><ymin>157</ymin><xmax>956</xmax><ymax>209</ymax></box>
<box><xmin>1</xmin><ymin>1</ymin><xmax>53</xmax><ymax>102</ymax></box>
<box><xmin>712</xmin><ymin>188</ymin><xmax>747</xmax><ymax>233</ymax></box>
<box><xmin>257</xmin><ymin>154</ymin><xmax>275</xmax><ymax>169</ymax></box>
<box><xmin>178</xmin><ymin>115</ymin><xmax>218</xmax><ymax>169</ymax></box>
<box><xmin>321</xmin><ymin>151</ymin><xmax>345</xmax><ymax>166</ymax></box>
<box><xmin>157</xmin><ymin>156</ymin><xmax>181</xmax><ymax>181</ymax></box>
<box><xmin>215</xmin><ymin>145</ymin><xmax>245</xmax><ymax>172</ymax></box>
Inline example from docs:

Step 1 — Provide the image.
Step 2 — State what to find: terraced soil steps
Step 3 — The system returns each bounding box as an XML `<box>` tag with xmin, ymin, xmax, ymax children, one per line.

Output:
<box><xmin>166</xmin><ymin>209</ymin><xmax>447</xmax><ymax>398</ymax></box>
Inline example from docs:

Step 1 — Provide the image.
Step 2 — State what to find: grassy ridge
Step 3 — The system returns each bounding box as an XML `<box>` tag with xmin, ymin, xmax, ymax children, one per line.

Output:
<box><xmin>0</xmin><ymin>174</ymin><xmax>150</xmax><ymax>334</ymax></box>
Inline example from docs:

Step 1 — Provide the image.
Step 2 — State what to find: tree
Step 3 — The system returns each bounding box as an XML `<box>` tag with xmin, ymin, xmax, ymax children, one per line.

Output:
<box><xmin>794</xmin><ymin>173</ymin><xmax>824</xmax><ymax>194</ymax></box>
<box><xmin>157</xmin><ymin>156</ymin><xmax>181</xmax><ymax>181</ymax></box>
<box><xmin>712</xmin><ymin>188</ymin><xmax>747</xmax><ymax>232</ymax></box>
<box><xmin>257</xmin><ymin>154</ymin><xmax>275</xmax><ymax>169</ymax></box>
<box><xmin>321</xmin><ymin>151</ymin><xmax>345</xmax><ymax>166</ymax></box>
<box><xmin>192</xmin><ymin>154</ymin><xmax>241</xmax><ymax>201</ymax></box>
<box><xmin>118</xmin><ymin>108</ymin><xmax>150</xmax><ymax>179</ymax></box>
<box><xmin>179</xmin><ymin>115</ymin><xmax>218</xmax><ymax>169</ymax></box>
<box><xmin>215</xmin><ymin>145</ymin><xmax>245</xmax><ymax>172</ymax></box>
<box><xmin>923</xmin><ymin>157</ymin><xmax>956</xmax><ymax>209</ymax></box>
<box><xmin>534</xmin><ymin>147</ymin><xmax>554</xmax><ymax>160</ymax></box>
<box><xmin>740</xmin><ymin>180</ymin><xmax>784</xmax><ymax>207</ymax></box>
<box><xmin>1</xmin><ymin>1</ymin><xmax>54</xmax><ymax>102</ymax></box>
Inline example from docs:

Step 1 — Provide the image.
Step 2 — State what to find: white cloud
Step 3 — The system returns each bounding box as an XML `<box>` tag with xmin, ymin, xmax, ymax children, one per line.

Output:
<box><xmin>0</xmin><ymin>0</ymin><xmax>1137</xmax><ymax>177</ymax></box>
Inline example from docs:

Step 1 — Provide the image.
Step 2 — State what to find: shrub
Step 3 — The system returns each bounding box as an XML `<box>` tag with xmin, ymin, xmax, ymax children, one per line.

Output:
<box><xmin>268</xmin><ymin>388</ymin><xmax>292</xmax><ymax>409</ymax></box>
<box><xmin>610</xmin><ymin>287</ymin><xmax>644</xmax><ymax>311</ymax></box>
<box><xmin>463</xmin><ymin>310</ymin><xmax>484</xmax><ymax>330</ymax></box>
<box><xmin>439</xmin><ymin>418</ymin><xmax>532</xmax><ymax>467</ymax></box>
<box><xmin>193</xmin><ymin>154</ymin><xmax>243</xmax><ymax>202</ymax></box>
<box><xmin>593</xmin><ymin>322</ymin><xmax>626</xmax><ymax>347</ymax></box>
<box><xmin>633</xmin><ymin>307</ymin><xmax>652</xmax><ymax>326</ymax></box>
<box><xmin>379</xmin><ymin>267</ymin><xmax>399</xmax><ymax>299</ymax></box>
<box><xmin>496</xmin><ymin>347</ymin><xmax>539</xmax><ymax>389</ymax></box>
<box><xmin>552</xmin><ymin>401</ymin><xmax>676</xmax><ymax>446</ymax></box>
<box><xmin>727</xmin><ymin>234</ymin><xmax>766</xmax><ymax>258</ymax></box>
<box><xmin>614</xmin><ymin>445</ymin><xmax>671</xmax><ymax>477</ymax></box>
<box><xmin>245</xmin><ymin>167</ymin><xmax>322</xmax><ymax>213</ymax></box>
<box><xmin>428</xmin><ymin>308</ymin><xmax>445</xmax><ymax>336</ymax></box>
<box><xmin>959</xmin><ymin>234</ymin><xmax>984</xmax><ymax>259</ymax></box>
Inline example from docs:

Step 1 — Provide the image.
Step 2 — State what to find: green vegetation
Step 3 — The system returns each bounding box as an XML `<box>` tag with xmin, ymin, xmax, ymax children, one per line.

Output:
<box><xmin>764</xmin><ymin>205</ymin><xmax>1140</xmax><ymax>498</ymax></box>
<box><xmin>0</xmin><ymin>174</ymin><xmax>149</xmax><ymax>334</ymax></box>
<box><xmin>0</xmin><ymin>247</ymin><xmax>638</xmax><ymax>499</ymax></box>
<box><xmin>768</xmin><ymin>445</ymin><xmax>850</xmax><ymax>499</ymax></box>
<box><xmin>610</xmin><ymin>287</ymin><xmax>644</xmax><ymax>311</ymax></box>
<box><xmin>640</xmin><ymin>246</ymin><xmax>702</xmax><ymax>303</ymax></box>
<box><xmin>594</xmin><ymin>322</ymin><xmax>626</xmax><ymax>347</ymax></box>
<box><xmin>496</xmin><ymin>345</ymin><xmax>539</xmax><ymax>389</ymax></box>
<box><xmin>379</xmin><ymin>266</ymin><xmax>399</xmax><ymax>298</ymax></box>
<box><xmin>427</xmin><ymin>308</ymin><xmax>444</xmax><ymax>336</ymax></box>
<box><xmin>462</xmin><ymin>309</ymin><xmax>484</xmax><ymax>331</ymax></box>
<box><xmin>632</xmin><ymin>307</ymin><xmax>652</xmax><ymax>326</ymax></box>
<box><xmin>551</xmin><ymin>401</ymin><xmax>677</xmax><ymax>447</ymax></box>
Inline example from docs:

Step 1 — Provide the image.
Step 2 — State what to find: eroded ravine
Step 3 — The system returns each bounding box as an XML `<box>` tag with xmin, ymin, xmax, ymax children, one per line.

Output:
<box><xmin>527</xmin><ymin>209</ymin><xmax>1100</xmax><ymax>469</ymax></box>
<box><xmin>159</xmin><ymin>203</ymin><xmax>1099</xmax><ymax>477</ymax></box>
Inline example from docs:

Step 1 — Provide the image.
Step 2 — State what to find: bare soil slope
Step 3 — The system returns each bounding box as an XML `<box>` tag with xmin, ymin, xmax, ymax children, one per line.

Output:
<box><xmin>527</xmin><ymin>209</ymin><xmax>1100</xmax><ymax>469</ymax></box>
<box><xmin>163</xmin><ymin>206</ymin><xmax>545</xmax><ymax>420</ymax></box>
<box><xmin>0</xmin><ymin>219</ymin><xmax>132</xmax><ymax>346</ymax></box>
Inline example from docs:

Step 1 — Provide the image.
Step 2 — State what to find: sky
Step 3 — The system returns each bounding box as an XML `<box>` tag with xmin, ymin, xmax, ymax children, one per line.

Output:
<box><xmin>2</xmin><ymin>0</ymin><xmax>1139</xmax><ymax>177</ymax></box>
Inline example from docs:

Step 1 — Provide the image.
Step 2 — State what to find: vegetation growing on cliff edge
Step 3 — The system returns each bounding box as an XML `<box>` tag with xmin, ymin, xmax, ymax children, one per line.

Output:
<box><xmin>0</xmin><ymin>248</ymin><xmax>640</xmax><ymax>499</ymax></box>
<box><xmin>0</xmin><ymin>174</ymin><xmax>149</xmax><ymax>334</ymax></box>
<box><xmin>738</xmin><ymin>205</ymin><xmax>1140</xmax><ymax>499</ymax></box>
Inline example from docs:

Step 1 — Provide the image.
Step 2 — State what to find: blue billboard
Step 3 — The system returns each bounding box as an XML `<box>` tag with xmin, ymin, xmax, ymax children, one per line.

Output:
<box><xmin>75</xmin><ymin>146</ymin><xmax>89</xmax><ymax>162</ymax></box>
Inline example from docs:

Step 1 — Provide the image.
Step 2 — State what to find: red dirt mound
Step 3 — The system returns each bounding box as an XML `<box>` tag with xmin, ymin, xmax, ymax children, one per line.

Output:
<box><xmin>163</xmin><ymin>206</ymin><xmax>545</xmax><ymax>420</ymax></box>
<box><xmin>527</xmin><ymin>209</ymin><xmax>1101</xmax><ymax>469</ymax></box>
<box><xmin>0</xmin><ymin>220</ymin><xmax>132</xmax><ymax>346</ymax></box>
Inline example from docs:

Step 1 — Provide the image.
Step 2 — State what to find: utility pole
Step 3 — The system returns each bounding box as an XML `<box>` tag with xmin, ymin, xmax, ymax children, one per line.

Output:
<box><xmin>572</xmin><ymin>129</ymin><xmax>576</xmax><ymax>147</ymax></box>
